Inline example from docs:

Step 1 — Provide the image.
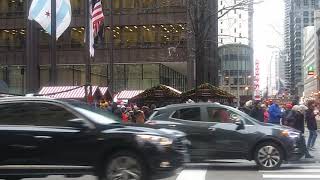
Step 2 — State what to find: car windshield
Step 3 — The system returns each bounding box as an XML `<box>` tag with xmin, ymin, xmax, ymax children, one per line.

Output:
<box><xmin>65</xmin><ymin>100</ymin><xmax>121</xmax><ymax>125</ymax></box>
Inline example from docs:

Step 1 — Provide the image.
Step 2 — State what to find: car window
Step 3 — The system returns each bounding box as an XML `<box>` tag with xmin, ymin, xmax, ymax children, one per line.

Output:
<box><xmin>0</xmin><ymin>102</ymin><xmax>78</xmax><ymax>127</ymax></box>
<box><xmin>172</xmin><ymin>107</ymin><xmax>201</xmax><ymax>121</ymax></box>
<box><xmin>32</xmin><ymin>103</ymin><xmax>78</xmax><ymax>127</ymax></box>
<box><xmin>149</xmin><ymin>110</ymin><xmax>168</xmax><ymax>120</ymax></box>
<box><xmin>0</xmin><ymin>103</ymin><xmax>36</xmax><ymax>125</ymax></box>
<box><xmin>207</xmin><ymin>107</ymin><xmax>236</xmax><ymax>123</ymax></box>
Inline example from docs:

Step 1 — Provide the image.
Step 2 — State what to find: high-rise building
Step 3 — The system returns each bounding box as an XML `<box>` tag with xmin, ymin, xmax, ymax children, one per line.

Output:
<box><xmin>218</xmin><ymin>44</ymin><xmax>253</xmax><ymax>105</ymax></box>
<box><xmin>218</xmin><ymin>0</ymin><xmax>252</xmax><ymax>45</ymax></box>
<box><xmin>302</xmin><ymin>25</ymin><xmax>318</xmax><ymax>97</ymax></box>
<box><xmin>218</xmin><ymin>0</ymin><xmax>254</xmax><ymax>103</ymax></box>
<box><xmin>0</xmin><ymin>0</ymin><xmax>219</xmax><ymax>94</ymax></box>
<box><xmin>284</xmin><ymin>0</ymin><xmax>319</xmax><ymax>95</ymax></box>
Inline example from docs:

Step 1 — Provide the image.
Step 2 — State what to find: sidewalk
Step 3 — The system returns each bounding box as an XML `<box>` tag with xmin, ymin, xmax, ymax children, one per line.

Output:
<box><xmin>302</xmin><ymin>130</ymin><xmax>320</xmax><ymax>162</ymax></box>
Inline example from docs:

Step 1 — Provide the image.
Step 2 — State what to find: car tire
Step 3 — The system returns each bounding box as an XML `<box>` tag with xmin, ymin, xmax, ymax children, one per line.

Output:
<box><xmin>254</xmin><ymin>142</ymin><xmax>284</xmax><ymax>170</ymax></box>
<box><xmin>99</xmin><ymin>151</ymin><xmax>149</xmax><ymax>180</ymax></box>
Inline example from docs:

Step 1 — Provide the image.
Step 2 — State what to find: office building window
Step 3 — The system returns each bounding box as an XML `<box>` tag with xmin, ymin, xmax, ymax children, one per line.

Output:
<box><xmin>239</xmin><ymin>14</ymin><xmax>241</xmax><ymax>19</ymax></box>
<box><xmin>70</xmin><ymin>27</ymin><xmax>85</xmax><ymax>48</ymax></box>
<box><xmin>234</xmin><ymin>28</ymin><xmax>237</xmax><ymax>33</ymax></box>
<box><xmin>142</xmin><ymin>0</ymin><xmax>156</xmax><ymax>8</ymax></box>
<box><xmin>143</xmin><ymin>26</ymin><xmax>156</xmax><ymax>44</ymax></box>
<box><xmin>304</xmin><ymin>18</ymin><xmax>309</xmax><ymax>23</ymax></box>
<box><xmin>70</xmin><ymin>0</ymin><xmax>81</xmax><ymax>15</ymax></box>
<box><xmin>234</xmin><ymin>37</ymin><xmax>237</xmax><ymax>42</ymax></box>
<box><xmin>303</xmin><ymin>11</ymin><xmax>309</xmax><ymax>16</ymax></box>
<box><xmin>123</xmin><ymin>0</ymin><xmax>136</xmax><ymax>8</ymax></box>
<box><xmin>122</xmin><ymin>26</ymin><xmax>139</xmax><ymax>47</ymax></box>
<box><xmin>234</xmin><ymin>9</ymin><xmax>236</xmax><ymax>14</ymax></box>
<box><xmin>0</xmin><ymin>29</ymin><xmax>26</xmax><ymax>49</ymax></box>
<box><xmin>221</xmin><ymin>29</ymin><xmax>223</xmax><ymax>33</ymax></box>
<box><xmin>296</xmin><ymin>18</ymin><xmax>301</xmax><ymax>23</ymax></box>
<box><xmin>221</xmin><ymin>0</ymin><xmax>223</xmax><ymax>5</ymax></box>
<box><xmin>304</xmin><ymin>0</ymin><xmax>308</xmax><ymax>6</ymax></box>
<box><xmin>312</xmin><ymin>0</ymin><xmax>315</xmax><ymax>5</ymax></box>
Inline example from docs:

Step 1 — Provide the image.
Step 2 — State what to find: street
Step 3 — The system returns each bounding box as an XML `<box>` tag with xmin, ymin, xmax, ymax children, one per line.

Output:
<box><xmin>14</xmin><ymin>161</ymin><xmax>320</xmax><ymax>180</ymax></box>
<box><xmin>5</xmin><ymin>133</ymin><xmax>320</xmax><ymax>180</ymax></box>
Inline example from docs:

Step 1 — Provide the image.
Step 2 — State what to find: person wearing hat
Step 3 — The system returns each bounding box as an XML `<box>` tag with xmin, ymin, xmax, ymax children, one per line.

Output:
<box><xmin>281</xmin><ymin>103</ymin><xmax>293</xmax><ymax>126</ymax></box>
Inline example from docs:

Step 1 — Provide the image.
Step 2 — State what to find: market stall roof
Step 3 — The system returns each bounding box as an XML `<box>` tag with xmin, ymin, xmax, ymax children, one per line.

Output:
<box><xmin>38</xmin><ymin>86</ymin><xmax>100</xmax><ymax>99</ymax></box>
<box><xmin>117</xmin><ymin>90</ymin><xmax>144</xmax><ymax>100</ymax></box>
<box><xmin>182</xmin><ymin>83</ymin><xmax>235</xmax><ymax>100</ymax></box>
<box><xmin>131</xmin><ymin>85</ymin><xmax>181</xmax><ymax>101</ymax></box>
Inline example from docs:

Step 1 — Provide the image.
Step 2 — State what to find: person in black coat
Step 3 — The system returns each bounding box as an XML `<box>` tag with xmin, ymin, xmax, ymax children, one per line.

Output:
<box><xmin>250</xmin><ymin>102</ymin><xmax>264</xmax><ymax>122</ymax></box>
<box><xmin>306</xmin><ymin>100</ymin><xmax>318</xmax><ymax>150</ymax></box>
<box><xmin>290</xmin><ymin>105</ymin><xmax>313</xmax><ymax>158</ymax></box>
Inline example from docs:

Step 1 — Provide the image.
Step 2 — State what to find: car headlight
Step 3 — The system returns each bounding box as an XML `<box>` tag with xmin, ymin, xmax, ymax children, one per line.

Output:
<box><xmin>136</xmin><ymin>134</ymin><xmax>173</xmax><ymax>146</ymax></box>
<box><xmin>281</xmin><ymin>130</ymin><xmax>300</xmax><ymax>138</ymax></box>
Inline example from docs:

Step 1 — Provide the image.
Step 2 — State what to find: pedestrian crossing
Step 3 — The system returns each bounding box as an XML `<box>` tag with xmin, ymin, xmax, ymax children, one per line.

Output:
<box><xmin>163</xmin><ymin>163</ymin><xmax>320</xmax><ymax>180</ymax></box>
<box><xmin>260</xmin><ymin>165</ymin><xmax>320</xmax><ymax>179</ymax></box>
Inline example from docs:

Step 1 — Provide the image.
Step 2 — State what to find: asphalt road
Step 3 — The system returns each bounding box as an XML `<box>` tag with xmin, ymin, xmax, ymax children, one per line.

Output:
<box><xmin>11</xmin><ymin>161</ymin><xmax>320</xmax><ymax>180</ymax></box>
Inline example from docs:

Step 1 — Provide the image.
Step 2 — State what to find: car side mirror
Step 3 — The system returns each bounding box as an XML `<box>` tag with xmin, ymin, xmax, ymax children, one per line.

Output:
<box><xmin>234</xmin><ymin>119</ymin><xmax>245</xmax><ymax>130</ymax></box>
<box><xmin>68</xmin><ymin>118</ymin><xmax>89</xmax><ymax>129</ymax></box>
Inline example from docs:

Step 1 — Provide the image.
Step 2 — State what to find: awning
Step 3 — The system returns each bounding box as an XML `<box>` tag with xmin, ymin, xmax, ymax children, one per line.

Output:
<box><xmin>99</xmin><ymin>87</ymin><xmax>109</xmax><ymax>96</ymax></box>
<box><xmin>164</xmin><ymin>85</ymin><xmax>182</xmax><ymax>94</ymax></box>
<box><xmin>117</xmin><ymin>90</ymin><xmax>144</xmax><ymax>100</ymax></box>
<box><xmin>38</xmin><ymin>86</ymin><xmax>99</xmax><ymax>99</ymax></box>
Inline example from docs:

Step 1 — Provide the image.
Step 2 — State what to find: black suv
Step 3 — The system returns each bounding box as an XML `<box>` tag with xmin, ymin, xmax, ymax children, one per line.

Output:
<box><xmin>0</xmin><ymin>97</ymin><xmax>188</xmax><ymax>180</ymax></box>
<box><xmin>147</xmin><ymin>103</ymin><xmax>305</xmax><ymax>170</ymax></box>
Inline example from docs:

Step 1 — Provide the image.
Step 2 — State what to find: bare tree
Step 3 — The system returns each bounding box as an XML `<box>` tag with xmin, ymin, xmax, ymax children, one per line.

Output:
<box><xmin>186</xmin><ymin>0</ymin><xmax>261</xmax><ymax>87</ymax></box>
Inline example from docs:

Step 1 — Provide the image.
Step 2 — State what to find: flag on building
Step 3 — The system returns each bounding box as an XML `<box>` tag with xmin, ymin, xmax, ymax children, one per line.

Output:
<box><xmin>89</xmin><ymin>0</ymin><xmax>105</xmax><ymax>57</ymax></box>
<box><xmin>28</xmin><ymin>0</ymin><xmax>72</xmax><ymax>39</ymax></box>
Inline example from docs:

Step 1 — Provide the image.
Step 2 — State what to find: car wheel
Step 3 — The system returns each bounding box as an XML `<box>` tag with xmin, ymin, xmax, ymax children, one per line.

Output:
<box><xmin>254</xmin><ymin>142</ymin><xmax>284</xmax><ymax>170</ymax></box>
<box><xmin>102</xmin><ymin>151</ymin><xmax>148</xmax><ymax>180</ymax></box>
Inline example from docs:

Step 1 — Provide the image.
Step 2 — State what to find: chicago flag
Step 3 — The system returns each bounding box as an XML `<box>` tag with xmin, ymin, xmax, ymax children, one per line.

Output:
<box><xmin>28</xmin><ymin>0</ymin><xmax>72</xmax><ymax>39</ymax></box>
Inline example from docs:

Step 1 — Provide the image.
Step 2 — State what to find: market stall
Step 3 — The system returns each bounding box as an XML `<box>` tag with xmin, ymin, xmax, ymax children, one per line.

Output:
<box><xmin>181</xmin><ymin>83</ymin><xmax>235</xmax><ymax>104</ymax></box>
<box><xmin>129</xmin><ymin>85</ymin><xmax>182</xmax><ymax>107</ymax></box>
<box><xmin>38</xmin><ymin>86</ymin><xmax>113</xmax><ymax>102</ymax></box>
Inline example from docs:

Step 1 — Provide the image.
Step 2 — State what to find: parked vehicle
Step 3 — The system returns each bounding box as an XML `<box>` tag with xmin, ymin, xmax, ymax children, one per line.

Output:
<box><xmin>147</xmin><ymin>103</ymin><xmax>305</xmax><ymax>170</ymax></box>
<box><xmin>0</xmin><ymin>97</ymin><xmax>188</xmax><ymax>180</ymax></box>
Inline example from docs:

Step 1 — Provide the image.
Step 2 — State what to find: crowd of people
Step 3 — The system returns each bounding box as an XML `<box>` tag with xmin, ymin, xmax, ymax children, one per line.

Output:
<box><xmin>242</xmin><ymin>99</ymin><xmax>320</xmax><ymax>158</ymax></box>
<box><xmin>98</xmin><ymin>98</ymin><xmax>320</xmax><ymax>159</ymax></box>
<box><xmin>99</xmin><ymin>100</ymin><xmax>156</xmax><ymax>124</ymax></box>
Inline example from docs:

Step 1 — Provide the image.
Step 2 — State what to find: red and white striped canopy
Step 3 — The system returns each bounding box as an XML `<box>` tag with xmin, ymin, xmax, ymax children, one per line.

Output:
<box><xmin>99</xmin><ymin>87</ymin><xmax>109</xmax><ymax>96</ymax></box>
<box><xmin>117</xmin><ymin>90</ymin><xmax>144</xmax><ymax>100</ymax></box>
<box><xmin>39</xmin><ymin>86</ymin><xmax>99</xmax><ymax>99</ymax></box>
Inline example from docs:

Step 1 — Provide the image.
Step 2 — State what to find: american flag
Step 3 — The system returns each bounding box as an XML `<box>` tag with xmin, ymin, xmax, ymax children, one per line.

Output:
<box><xmin>91</xmin><ymin>0</ymin><xmax>104</xmax><ymax>36</ymax></box>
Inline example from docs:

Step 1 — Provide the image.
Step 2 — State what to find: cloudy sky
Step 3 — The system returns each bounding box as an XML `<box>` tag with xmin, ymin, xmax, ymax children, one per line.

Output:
<box><xmin>253</xmin><ymin>0</ymin><xmax>285</xmax><ymax>91</ymax></box>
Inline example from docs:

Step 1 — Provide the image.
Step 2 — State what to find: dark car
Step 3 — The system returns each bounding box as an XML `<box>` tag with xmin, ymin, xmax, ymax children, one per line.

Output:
<box><xmin>146</xmin><ymin>103</ymin><xmax>305</xmax><ymax>170</ymax></box>
<box><xmin>0</xmin><ymin>97</ymin><xmax>188</xmax><ymax>180</ymax></box>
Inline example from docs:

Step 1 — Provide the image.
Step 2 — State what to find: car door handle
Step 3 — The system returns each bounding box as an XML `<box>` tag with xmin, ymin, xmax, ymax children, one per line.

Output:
<box><xmin>208</xmin><ymin>127</ymin><xmax>216</xmax><ymax>132</ymax></box>
<box><xmin>34</xmin><ymin>136</ymin><xmax>52</xmax><ymax>139</ymax></box>
<box><xmin>168</xmin><ymin>124</ymin><xmax>176</xmax><ymax>127</ymax></box>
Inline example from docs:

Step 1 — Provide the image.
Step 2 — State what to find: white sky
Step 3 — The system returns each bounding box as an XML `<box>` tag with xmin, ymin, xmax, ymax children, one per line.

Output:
<box><xmin>253</xmin><ymin>0</ymin><xmax>284</xmax><ymax>90</ymax></box>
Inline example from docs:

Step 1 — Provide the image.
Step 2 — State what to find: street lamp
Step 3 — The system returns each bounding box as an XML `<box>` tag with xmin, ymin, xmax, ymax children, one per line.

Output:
<box><xmin>245</xmin><ymin>86</ymin><xmax>249</xmax><ymax>96</ymax></box>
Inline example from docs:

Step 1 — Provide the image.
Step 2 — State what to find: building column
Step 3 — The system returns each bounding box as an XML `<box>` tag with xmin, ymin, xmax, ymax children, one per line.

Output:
<box><xmin>26</xmin><ymin>1</ymin><xmax>40</xmax><ymax>93</ymax></box>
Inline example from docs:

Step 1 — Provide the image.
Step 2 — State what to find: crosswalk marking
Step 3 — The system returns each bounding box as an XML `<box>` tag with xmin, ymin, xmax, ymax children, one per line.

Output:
<box><xmin>260</xmin><ymin>169</ymin><xmax>320</xmax><ymax>173</ymax></box>
<box><xmin>263</xmin><ymin>174</ymin><xmax>320</xmax><ymax>179</ymax></box>
<box><xmin>261</xmin><ymin>164</ymin><xmax>320</xmax><ymax>179</ymax></box>
<box><xmin>176</xmin><ymin>169</ymin><xmax>207</xmax><ymax>180</ymax></box>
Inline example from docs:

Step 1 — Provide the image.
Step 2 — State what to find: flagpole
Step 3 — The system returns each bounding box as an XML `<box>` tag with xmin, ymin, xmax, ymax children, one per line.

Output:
<box><xmin>109</xmin><ymin>0</ymin><xmax>114</xmax><ymax>92</ymax></box>
<box><xmin>85</xmin><ymin>0</ymin><xmax>92</xmax><ymax>102</ymax></box>
<box><xmin>50</xmin><ymin>0</ymin><xmax>57</xmax><ymax>85</ymax></box>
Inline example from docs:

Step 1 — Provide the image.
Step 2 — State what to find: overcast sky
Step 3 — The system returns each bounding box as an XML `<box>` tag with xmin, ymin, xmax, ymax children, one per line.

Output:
<box><xmin>253</xmin><ymin>0</ymin><xmax>285</xmax><ymax>90</ymax></box>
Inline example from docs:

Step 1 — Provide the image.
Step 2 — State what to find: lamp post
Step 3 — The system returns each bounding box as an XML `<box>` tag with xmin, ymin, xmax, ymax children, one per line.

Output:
<box><xmin>266</xmin><ymin>45</ymin><xmax>283</xmax><ymax>98</ymax></box>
